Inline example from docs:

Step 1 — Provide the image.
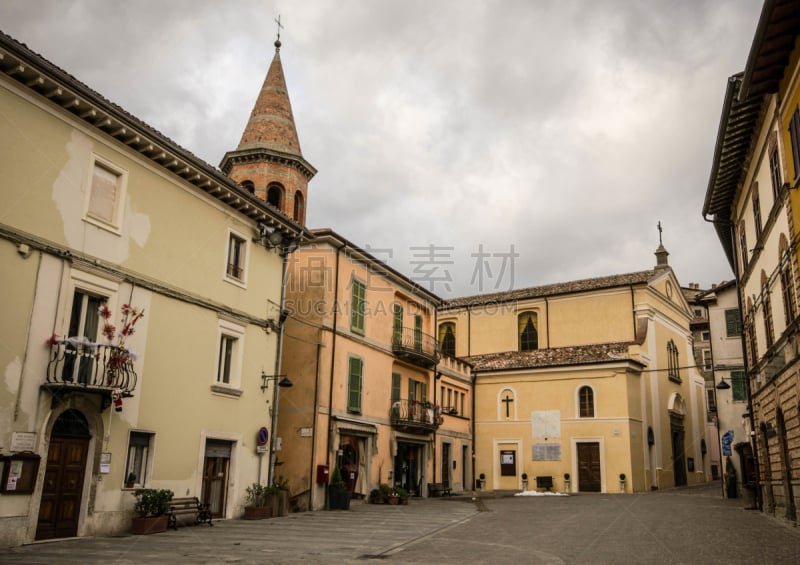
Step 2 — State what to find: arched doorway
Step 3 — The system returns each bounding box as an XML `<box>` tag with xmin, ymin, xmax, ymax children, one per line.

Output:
<box><xmin>36</xmin><ymin>409</ymin><xmax>91</xmax><ymax>540</ymax></box>
<box><xmin>668</xmin><ymin>394</ymin><xmax>687</xmax><ymax>487</ymax></box>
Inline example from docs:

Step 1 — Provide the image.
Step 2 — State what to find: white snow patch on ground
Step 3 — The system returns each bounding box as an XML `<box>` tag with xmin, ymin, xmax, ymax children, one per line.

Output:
<box><xmin>514</xmin><ymin>491</ymin><xmax>569</xmax><ymax>497</ymax></box>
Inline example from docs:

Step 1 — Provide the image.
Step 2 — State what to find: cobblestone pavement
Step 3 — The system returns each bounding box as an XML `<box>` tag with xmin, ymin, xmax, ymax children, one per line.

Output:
<box><xmin>4</xmin><ymin>483</ymin><xmax>799</xmax><ymax>564</ymax></box>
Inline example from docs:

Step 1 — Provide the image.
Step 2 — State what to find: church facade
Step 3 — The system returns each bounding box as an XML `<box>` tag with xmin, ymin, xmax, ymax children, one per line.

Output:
<box><xmin>440</xmin><ymin>255</ymin><xmax>710</xmax><ymax>493</ymax></box>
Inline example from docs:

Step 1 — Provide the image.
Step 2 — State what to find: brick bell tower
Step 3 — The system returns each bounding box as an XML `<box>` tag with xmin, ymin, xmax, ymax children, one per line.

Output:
<box><xmin>220</xmin><ymin>37</ymin><xmax>316</xmax><ymax>226</ymax></box>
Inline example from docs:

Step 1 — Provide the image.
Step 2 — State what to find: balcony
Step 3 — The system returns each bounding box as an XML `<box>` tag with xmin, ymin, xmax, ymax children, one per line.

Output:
<box><xmin>43</xmin><ymin>339</ymin><xmax>138</xmax><ymax>409</ymax></box>
<box><xmin>390</xmin><ymin>399</ymin><xmax>441</xmax><ymax>434</ymax></box>
<box><xmin>391</xmin><ymin>327</ymin><xmax>439</xmax><ymax>368</ymax></box>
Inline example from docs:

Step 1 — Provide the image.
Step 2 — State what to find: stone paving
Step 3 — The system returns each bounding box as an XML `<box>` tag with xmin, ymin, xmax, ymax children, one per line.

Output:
<box><xmin>4</xmin><ymin>484</ymin><xmax>800</xmax><ymax>564</ymax></box>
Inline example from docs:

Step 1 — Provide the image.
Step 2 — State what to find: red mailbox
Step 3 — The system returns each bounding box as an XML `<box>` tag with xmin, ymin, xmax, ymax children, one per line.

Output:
<box><xmin>316</xmin><ymin>464</ymin><xmax>329</xmax><ymax>484</ymax></box>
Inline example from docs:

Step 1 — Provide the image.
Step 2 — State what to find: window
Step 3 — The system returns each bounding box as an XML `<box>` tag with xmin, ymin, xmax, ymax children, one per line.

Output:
<box><xmin>350</xmin><ymin>279</ymin><xmax>366</xmax><ymax>334</ymax></box>
<box><xmin>518</xmin><ymin>312</ymin><xmax>538</xmax><ymax>351</ymax></box>
<box><xmin>731</xmin><ymin>370</ymin><xmax>746</xmax><ymax>402</ymax></box>
<box><xmin>706</xmin><ymin>388</ymin><xmax>717</xmax><ymax>412</ymax></box>
<box><xmin>347</xmin><ymin>357</ymin><xmax>363</xmax><ymax>413</ymax></box>
<box><xmin>762</xmin><ymin>272</ymin><xmax>774</xmax><ymax>349</ymax></box>
<box><xmin>770</xmin><ymin>144</ymin><xmax>782</xmax><ymax>201</ymax></box>
<box><xmin>789</xmin><ymin>106</ymin><xmax>800</xmax><ymax>181</ymax></box>
<box><xmin>667</xmin><ymin>340</ymin><xmax>680</xmax><ymax>383</ymax></box>
<box><xmin>725</xmin><ymin>309</ymin><xmax>742</xmax><ymax>337</ymax></box>
<box><xmin>215</xmin><ymin>319</ymin><xmax>244</xmax><ymax>389</ymax></box>
<box><xmin>391</xmin><ymin>373</ymin><xmax>401</xmax><ymax>403</ymax></box>
<box><xmin>701</xmin><ymin>330</ymin><xmax>710</xmax><ymax>341</ymax></box>
<box><xmin>267</xmin><ymin>183</ymin><xmax>283</xmax><ymax>208</ymax></box>
<box><xmin>241</xmin><ymin>180</ymin><xmax>255</xmax><ymax>194</ymax></box>
<box><xmin>701</xmin><ymin>349</ymin><xmax>712</xmax><ymax>371</ymax></box>
<box><xmin>85</xmin><ymin>158</ymin><xmax>126</xmax><ymax>231</ymax></box>
<box><xmin>125</xmin><ymin>432</ymin><xmax>154</xmax><ymax>489</ymax></box>
<box><xmin>63</xmin><ymin>290</ymin><xmax>105</xmax><ymax>383</ymax></box>
<box><xmin>694</xmin><ymin>308</ymin><xmax>703</xmax><ymax>318</ymax></box>
<box><xmin>439</xmin><ymin>322</ymin><xmax>456</xmax><ymax>357</ymax></box>
<box><xmin>752</xmin><ymin>188</ymin><xmax>762</xmax><ymax>241</ymax></box>
<box><xmin>225</xmin><ymin>231</ymin><xmax>248</xmax><ymax>284</ymax></box>
<box><xmin>578</xmin><ymin>386</ymin><xmax>594</xmax><ymax>418</ymax></box>
<box><xmin>293</xmin><ymin>192</ymin><xmax>304</xmax><ymax>223</ymax></box>
<box><xmin>780</xmin><ymin>237</ymin><xmax>796</xmax><ymax>325</ymax></box>
<box><xmin>738</xmin><ymin>223</ymin><xmax>748</xmax><ymax>272</ymax></box>
<box><xmin>408</xmin><ymin>378</ymin><xmax>426</xmax><ymax>403</ymax></box>
<box><xmin>413</xmin><ymin>314</ymin><xmax>422</xmax><ymax>350</ymax></box>
<box><xmin>392</xmin><ymin>303</ymin><xmax>403</xmax><ymax>344</ymax></box>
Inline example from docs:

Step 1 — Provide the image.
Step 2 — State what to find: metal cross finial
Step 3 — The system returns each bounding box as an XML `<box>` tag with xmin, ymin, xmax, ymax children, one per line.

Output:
<box><xmin>657</xmin><ymin>221</ymin><xmax>663</xmax><ymax>246</ymax></box>
<box><xmin>275</xmin><ymin>14</ymin><xmax>284</xmax><ymax>42</ymax></box>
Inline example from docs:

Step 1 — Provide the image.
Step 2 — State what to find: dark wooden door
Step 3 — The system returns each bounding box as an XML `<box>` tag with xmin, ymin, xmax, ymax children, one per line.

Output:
<box><xmin>577</xmin><ymin>442</ymin><xmax>601</xmax><ymax>492</ymax></box>
<box><xmin>36</xmin><ymin>437</ymin><xmax>89</xmax><ymax>540</ymax></box>
<box><xmin>441</xmin><ymin>443</ymin><xmax>450</xmax><ymax>489</ymax></box>
<box><xmin>201</xmin><ymin>456</ymin><xmax>229</xmax><ymax>518</ymax></box>
<box><xmin>671</xmin><ymin>420</ymin><xmax>687</xmax><ymax>487</ymax></box>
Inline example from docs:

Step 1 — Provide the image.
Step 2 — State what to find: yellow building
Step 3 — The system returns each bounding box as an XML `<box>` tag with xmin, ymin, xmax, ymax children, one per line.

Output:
<box><xmin>278</xmin><ymin>229</ymin><xmax>472</xmax><ymax>510</ymax></box>
<box><xmin>703</xmin><ymin>0</ymin><xmax>800</xmax><ymax>523</ymax></box>
<box><xmin>0</xmin><ymin>33</ymin><xmax>305</xmax><ymax>545</ymax></box>
<box><xmin>440</xmin><ymin>251</ymin><xmax>709</xmax><ymax>493</ymax></box>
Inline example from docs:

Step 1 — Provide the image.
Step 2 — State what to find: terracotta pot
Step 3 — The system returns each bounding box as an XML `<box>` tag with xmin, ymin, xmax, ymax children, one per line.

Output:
<box><xmin>131</xmin><ymin>515</ymin><xmax>168</xmax><ymax>535</ymax></box>
<box><xmin>400</xmin><ymin>497</ymin><xmax>409</xmax><ymax>505</ymax></box>
<box><xmin>388</xmin><ymin>495</ymin><xmax>400</xmax><ymax>505</ymax></box>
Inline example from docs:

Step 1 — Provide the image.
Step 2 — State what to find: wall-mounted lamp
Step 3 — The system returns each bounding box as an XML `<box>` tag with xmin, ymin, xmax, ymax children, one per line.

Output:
<box><xmin>261</xmin><ymin>373</ymin><xmax>293</xmax><ymax>392</ymax></box>
<box><xmin>716</xmin><ymin>377</ymin><xmax>731</xmax><ymax>390</ymax></box>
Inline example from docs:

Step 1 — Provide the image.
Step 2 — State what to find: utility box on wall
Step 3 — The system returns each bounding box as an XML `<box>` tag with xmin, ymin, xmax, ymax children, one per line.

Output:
<box><xmin>316</xmin><ymin>464</ymin><xmax>329</xmax><ymax>484</ymax></box>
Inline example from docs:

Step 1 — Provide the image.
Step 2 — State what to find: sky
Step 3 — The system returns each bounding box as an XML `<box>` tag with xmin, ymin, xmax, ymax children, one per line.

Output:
<box><xmin>0</xmin><ymin>0</ymin><xmax>764</xmax><ymax>299</ymax></box>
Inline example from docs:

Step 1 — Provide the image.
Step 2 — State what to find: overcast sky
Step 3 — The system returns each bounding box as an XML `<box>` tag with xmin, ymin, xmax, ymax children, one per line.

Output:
<box><xmin>1</xmin><ymin>0</ymin><xmax>763</xmax><ymax>298</ymax></box>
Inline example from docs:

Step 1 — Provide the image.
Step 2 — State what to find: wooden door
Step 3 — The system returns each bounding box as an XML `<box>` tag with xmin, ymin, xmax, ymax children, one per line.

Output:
<box><xmin>202</xmin><ymin>456</ymin><xmax>229</xmax><ymax>518</ymax></box>
<box><xmin>36</xmin><ymin>437</ymin><xmax>89</xmax><ymax>540</ymax></box>
<box><xmin>577</xmin><ymin>442</ymin><xmax>601</xmax><ymax>492</ymax></box>
<box><xmin>441</xmin><ymin>443</ymin><xmax>450</xmax><ymax>489</ymax></box>
<box><xmin>671</xmin><ymin>419</ymin><xmax>687</xmax><ymax>487</ymax></box>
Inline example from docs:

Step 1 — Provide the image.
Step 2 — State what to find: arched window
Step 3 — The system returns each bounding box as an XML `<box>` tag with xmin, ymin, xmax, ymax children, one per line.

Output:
<box><xmin>578</xmin><ymin>386</ymin><xmax>594</xmax><ymax>418</ymax></box>
<box><xmin>293</xmin><ymin>191</ymin><xmax>305</xmax><ymax>222</ymax></box>
<box><xmin>779</xmin><ymin>235</ymin><xmax>796</xmax><ymax>325</ymax></box>
<box><xmin>267</xmin><ymin>184</ymin><xmax>283</xmax><ymax>209</ymax></box>
<box><xmin>439</xmin><ymin>322</ymin><xmax>456</xmax><ymax>357</ymax></box>
<box><xmin>762</xmin><ymin>270</ymin><xmax>774</xmax><ymax>348</ymax></box>
<box><xmin>518</xmin><ymin>312</ymin><xmax>538</xmax><ymax>351</ymax></box>
<box><xmin>241</xmin><ymin>180</ymin><xmax>255</xmax><ymax>194</ymax></box>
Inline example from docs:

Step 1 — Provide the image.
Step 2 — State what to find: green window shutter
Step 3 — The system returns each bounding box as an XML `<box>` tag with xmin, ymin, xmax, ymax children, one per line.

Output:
<box><xmin>351</xmin><ymin>280</ymin><xmax>366</xmax><ymax>333</ymax></box>
<box><xmin>414</xmin><ymin>315</ymin><xmax>422</xmax><ymax>350</ymax></box>
<box><xmin>421</xmin><ymin>382</ymin><xmax>428</xmax><ymax>404</ymax></box>
<box><xmin>393</xmin><ymin>304</ymin><xmax>403</xmax><ymax>344</ymax></box>
<box><xmin>408</xmin><ymin>379</ymin><xmax>416</xmax><ymax>402</ymax></box>
<box><xmin>731</xmin><ymin>370</ymin><xmax>746</xmax><ymax>402</ymax></box>
<box><xmin>348</xmin><ymin>357</ymin><xmax>363</xmax><ymax>412</ymax></box>
<box><xmin>391</xmin><ymin>373</ymin><xmax>401</xmax><ymax>403</ymax></box>
<box><xmin>725</xmin><ymin>309</ymin><xmax>742</xmax><ymax>337</ymax></box>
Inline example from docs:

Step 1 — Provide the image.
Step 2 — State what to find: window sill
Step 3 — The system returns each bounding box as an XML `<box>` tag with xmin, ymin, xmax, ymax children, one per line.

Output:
<box><xmin>223</xmin><ymin>275</ymin><xmax>248</xmax><ymax>289</ymax></box>
<box><xmin>83</xmin><ymin>216</ymin><xmax>122</xmax><ymax>236</ymax></box>
<box><xmin>668</xmin><ymin>376</ymin><xmax>682</xmax><ymax>384</ymax></box>
<box><xmin>210</xmin><ymin>384</ymin><xmax>243</xmax><ymax>398</ymax></box>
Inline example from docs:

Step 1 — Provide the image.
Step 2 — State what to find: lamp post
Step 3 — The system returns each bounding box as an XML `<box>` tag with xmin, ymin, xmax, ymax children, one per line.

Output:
<box><xmin>262</xmin><ymin>372</ymin><xmax>293</xmax><ymax>486</ymax></box>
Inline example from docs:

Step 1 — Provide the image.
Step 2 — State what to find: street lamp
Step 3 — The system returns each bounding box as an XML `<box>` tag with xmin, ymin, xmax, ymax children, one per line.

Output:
<box><xmin>262</xmin><ymin>372</ymin><xmax>293</xmax><ymax>486</ymax></box>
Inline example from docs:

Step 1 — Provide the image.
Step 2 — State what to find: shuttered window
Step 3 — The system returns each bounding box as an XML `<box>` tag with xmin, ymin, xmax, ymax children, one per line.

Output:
<box><xmin>347</xmin><ymin>357</ymin><xmax>363</xmax><ymax>413</ymax></box>
<box><xmin>351</xmin><ymin>280</ymin><xmax>366</xmax><ymax>334</ymax></box>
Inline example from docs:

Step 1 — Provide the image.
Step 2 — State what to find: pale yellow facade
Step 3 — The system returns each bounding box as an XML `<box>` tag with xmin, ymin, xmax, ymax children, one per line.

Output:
<box><xmin>441</xmin><ymin>266</ymin><xmax>709</xmax><ymax>494</ymax></box>
<box><xmin>278</xmin><ymin>230</ymin><xmax>472</xmax><ymax>510</ymax></box>
<box><xmin>0</xmin><ymin>35</ymin><xmax>301</xmax><ymax>545</ymax></box>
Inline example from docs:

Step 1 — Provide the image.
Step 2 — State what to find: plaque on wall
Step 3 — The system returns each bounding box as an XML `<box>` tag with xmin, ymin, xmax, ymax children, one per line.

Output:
<box><xmin>532</xmin><ymin>443</ymin><xmax>561</xmax><ymax>461</ymax></box>
<box><xmin>531</xmin><ymin>411</ymin><xmax>560</xmax><ymax>438</ymax></box>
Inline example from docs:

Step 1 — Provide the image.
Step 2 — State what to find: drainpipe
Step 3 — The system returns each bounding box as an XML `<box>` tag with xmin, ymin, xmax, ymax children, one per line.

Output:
<box><xmin>471</xmin><ymin>369</ymin><xmax>477</xmax><ymax>490</ymax></box>
<box><xmin>544</xmin><ymin>296</ymin><xmax>550</xmax><ymax>348</ymax></box>
<box><xmin>467</xmin><ymin>305</ymin><xmax>472</xmax><ymax>356</ymax></box>
<box><xmin>308</xmin><ymin>339</ymin><xmax>322</xmax><ymax>509</ymax></box>
<box><xmin>704</xmin><ymin>300</ymin><xmax>725</xmax><ymax>498</ymax></box>
<box><xmin>324</xmin><ymin>243</ymin><xmax>343</xmax><ymax>508</ymax></box>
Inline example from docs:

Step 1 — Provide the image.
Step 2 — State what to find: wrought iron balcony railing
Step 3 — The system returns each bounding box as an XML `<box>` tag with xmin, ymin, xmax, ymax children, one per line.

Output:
<box><xmin>390</xmin><ymin>399</ymin><xmax>441</xmax><ymax>434</ymax></box>
<box><xmin>44</xmin><ymin>339</ymin><xmax>138</xmax><ymax>403</ymax></box>
<box><xmin>391</xmin><ymin>327</ymin><xmax>439</xmax><ymax>368</ymax></box>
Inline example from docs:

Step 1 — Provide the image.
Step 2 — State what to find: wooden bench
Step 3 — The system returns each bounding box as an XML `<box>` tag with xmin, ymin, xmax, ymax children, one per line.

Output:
<box><xmin>167</xmin><ymin>497</ymin><xmax>213</xmax><ymax>530</ymax></box>
<box><xmin>428</xmin><ymin>483</ymin><xmax>451</xmax><ymax>497</ymax></box>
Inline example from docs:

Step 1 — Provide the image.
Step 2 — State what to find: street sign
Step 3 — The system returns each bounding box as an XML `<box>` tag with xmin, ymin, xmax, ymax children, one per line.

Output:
<box><xmin>257</xmin><ymin>426</ymin><xmax>269</xmax><ymax>446</ymax></box>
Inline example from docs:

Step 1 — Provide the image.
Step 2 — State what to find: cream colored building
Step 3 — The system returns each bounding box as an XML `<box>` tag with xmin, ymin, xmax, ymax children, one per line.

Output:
<box><xmin>440</xmin><ymin>251</ymin><xmax>709</xmax><ymax>493</ymax></box>
<box><xmin>0</xmin><ymin>32</ymin><xmax>305</xmax><ymax>545</ymax></box>
<box><xmin>278</xmin><ymin>229</ymin><xmax>472</xmax><ymax>510</ymax></box>
<box><xmin>703</xmin><ymin>1</ymin><xmax>800</xmax><ymax>523</ymax></box>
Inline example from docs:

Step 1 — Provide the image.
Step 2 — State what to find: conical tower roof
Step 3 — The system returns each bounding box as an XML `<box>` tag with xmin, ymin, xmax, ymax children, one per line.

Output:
<box><xmin>237</xmin><ymin>41</ymin><xmax>302</xmax><ymax>156</ymax></box>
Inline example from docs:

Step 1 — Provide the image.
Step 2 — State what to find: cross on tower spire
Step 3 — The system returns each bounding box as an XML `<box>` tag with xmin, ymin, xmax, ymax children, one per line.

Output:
<box><xmin>657</xmin><ymin>221</ymin><xmax>663</xmax><ymax>246</ymax></box>
<box><xmin>274</xmin><ymin>14</ymin><xmax>284</xmax><ymax>49</ymax></box>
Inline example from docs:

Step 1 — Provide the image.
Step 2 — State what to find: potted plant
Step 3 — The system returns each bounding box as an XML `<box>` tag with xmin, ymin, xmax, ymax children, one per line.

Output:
<box><xmin>131</xmin><ymin>488</ymin><xmax>173</xmax><ymax>534</ymax></box>
<box><xmin>125</xmin><ymin>472</ymin><xmax>137</xmax><ymax>489</ymax></box>
<box><xmin>395</xmin><ymin>486</ymin><xmax>409</xmax><ymax>505</ymax></box>
<box><xmin>724</xmin><ymin>457</ymin><xmax>738</xmax><ymax>499</ymax></box>
<box><xmin>328</xmin><ymin>466</ymin><xmax>350</xmax><ymax>510</ymax></box>
<box><xmin>478</xmin><ymin>473</ymin><xmax>486</xmax><ymax>490</ymax></box>
<box><xmin>369</xmin><ymin>488</ymin><xmax>384</xmax><ymax>504</ymax></box>
<box><xmin>387</xmin><ymin>487</ymin><xmax>401</xmax><ymax>505</ymax></box>
<box><xmin>273</xmin><ymin>475</ymin><xmax>291</xmax><ymax>517</ymax></box>
<box><xmin>563</xmin><ymin>473</ymin><xmax>571</xmax><ymax>493</ymax></box>
<box><xmin>521</xmin><ymin>472</ymin><xmax>528</xmax><ymax>491</ymax></box>
<box><xmin>243</xmin><ymin>483</ymin><xmax>272</xmax><ymax>520</ymax></box>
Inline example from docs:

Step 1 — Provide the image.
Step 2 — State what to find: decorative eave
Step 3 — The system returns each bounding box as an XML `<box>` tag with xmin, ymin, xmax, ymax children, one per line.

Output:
<box><xmin>0</xmin><ymin>31</ymin><xmax>306</xmax><ymax>241</ymax></box>
<box><xmin>219</xmin><ymin>147</ymin><xmax>317</xmax><ymax>180</ymax></box>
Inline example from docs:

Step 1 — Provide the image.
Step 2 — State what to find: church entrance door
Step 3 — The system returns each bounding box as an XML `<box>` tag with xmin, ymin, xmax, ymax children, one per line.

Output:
<box><xmin>577</xmin><ymin>442</ymin><xmax>601</xmax><ymax>492</ymax></box>
<box><xmin>670</xmin><ymin>417</ymin><xmax>687</xmax><ymax>487</ymax></box>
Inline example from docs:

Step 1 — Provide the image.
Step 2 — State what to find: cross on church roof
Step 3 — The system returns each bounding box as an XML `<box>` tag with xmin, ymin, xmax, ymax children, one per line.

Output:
<box><xmin>275</xmin><ymin>14</ymin><xmax>284</xmax><ymax>43</ymax></box>
<box><xmin>657</xmin><ymin>221</ymin><xmax>663</xmax><ymax>246</ymax></box>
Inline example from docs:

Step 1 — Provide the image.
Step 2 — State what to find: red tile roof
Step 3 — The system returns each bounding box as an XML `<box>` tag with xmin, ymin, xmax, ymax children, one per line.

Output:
<box><xmin>465</xmin><ymin>342</ymin><xmax>638</xmax><ymax>372</ymax></box>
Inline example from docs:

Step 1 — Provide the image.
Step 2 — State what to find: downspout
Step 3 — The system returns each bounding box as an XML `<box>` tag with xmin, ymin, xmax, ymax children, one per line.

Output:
<box><xmin>544</xmin><ymin>296</ymin><xmax>550</xmax><ymax>348</ymax></box>
<box><xmin>308</xmin><ymin>339</ymin><xmax>322</xmax><ymax>509</ymax></box>
<box><xmin>324</xmin><ymin>243</ymin><xmax>343</xmax><ymax>508</ymax></box>
<box><xmin>704</xmin><ymin>300</ymin><xmax>725</xmax><ymax>498</ymax></box>
<box><xmin>433</xmin><ymin>305</ymin><xmax>438</xmax><ymax>491</ymax></box>
<box><xmin>466</xmin><ymin>305</ymin><xmax>472</xmax><ymax>356</ymax></box>
<box><xmin>268</xmin><ymin>242</ymin><xmax>291</xmax><ymax>487</ymax></box>
<box><xmin>471</xmin><ymin>370</ymin><xmax>477</xmax><ymax>490</ymax></box>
